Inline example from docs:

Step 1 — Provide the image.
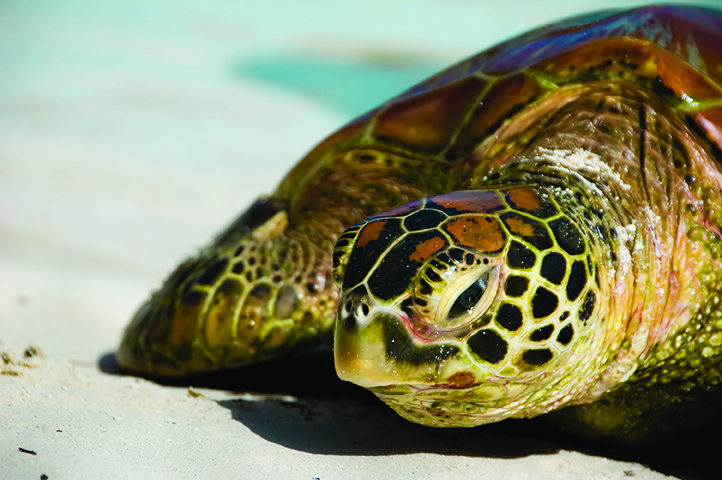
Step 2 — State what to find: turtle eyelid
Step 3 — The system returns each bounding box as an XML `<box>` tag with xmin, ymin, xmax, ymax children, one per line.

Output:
<box><xmin>448</xmin><ymin>271</ymin><xmax>490</xmax><ymax>319</ymax></box>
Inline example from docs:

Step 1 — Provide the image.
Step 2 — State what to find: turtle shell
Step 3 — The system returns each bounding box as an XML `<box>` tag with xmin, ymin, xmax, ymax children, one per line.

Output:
<box><xmin>276</xmin><ymin>5</ymin><xmax>722</xmax><ymax>205</ymax></box>
<box><xmin>118</xmin><ymin>5</ymin><xmax>722</xmax><ymax>378</ymax></box>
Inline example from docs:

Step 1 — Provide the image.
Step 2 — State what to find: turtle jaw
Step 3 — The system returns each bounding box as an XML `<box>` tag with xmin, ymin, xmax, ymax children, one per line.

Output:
<box><xmin>333</xmin><ymin>308</ymin><xmax>543</xmax><ymax>427</ymax></box>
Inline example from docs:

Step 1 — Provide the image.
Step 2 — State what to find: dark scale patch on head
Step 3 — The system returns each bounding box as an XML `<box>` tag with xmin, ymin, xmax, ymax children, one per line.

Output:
<box><xmin>496</xmin><ymin>303</ymin><xmax>523</xmax><ymax>331</ymax></box>
<box><xmin>368</xmin><ymin>231</ymin><xmax>447</xmax><ymax>300</ymax></box>
<box><xmin>465</xmin><ymin>253</ymin><xmax>475</xmax><ymax>265</ymax></box>
<box><xmin>532</xmin><ymin>287</ymin><xmax>558</xmax><ymax>318</ymax></box>
<box><xmin>196</xmin><ymin>258</ymin><xmax>229</xmax><ymax>286</ymax></box>
<box><xmin>232</xmin><ymin>262</ymin><xmax>245</xmax><ymax>274</ymax></box>
<box><xmin>381</xmin><ymin>316</ymin><xmax>460</xmax><ymax>365</ymax></box>
<box><xmin>343</xmin><ymin>218</ymin><xmax>404</xmax><ymax>289</ymax></box>
<box><xmin>560</xmin><ymin>311</ymin><xmax>570</xmax><ymax>321</ymax></box>
<box><xmin>419</xmin><ymin>279</ymin><xmax>433</xmax><ymax>295</ymax></box>
<box><xmin>579</xmin><ymin>290</ymin><xmax>596</xmax><ymax>324</ymax></box>
<box><xmin>566</xmin><ymin>261</ymin><xmax>587</xmax><ymax>301</ymax></box>
<box><xmin>334</xmin><ymin>238</ymin><xmax>351</xmax><ymax>249</ymax></box>
<box><xmin>430</xmin><ymin>258</ymin><xmax>446</xmax><ymax>270</ymax></box>
<box><xmin>557</xmin><ymin>324</ymin><xmax>574</xmax><ymax>345</ymax></box>
<box><xmin>467</xmin><ymin>329</ymin><xmax>508</xmax><ymax>364</ymax></box>
<box><xmin>403</xmin><ymin>209</ymin><xmax>447</xmax><ymax>231</ymax></box>
<box><xmin>500</xmin><ymin>212</ymin><xmax>553</xmax><ymax>250</ymax></box>
<box><xmin>436</xmin><ymin>252</ymin><xmax>452</xmax><ymax>264</ymax></box>
<box><xmin>400</xmin><ymin>298</ymin><xmax>414</xmax><ymax>318</ymax></box>
<box><xmin>530</xmin><ymin>325</ymin><xmax>554</xmax><ymax>342</ymax></box>
<box><xmin>540</xmin><ymin>252</ymin><xmax>566</xmax><ymax>285</ymax></box>
<box><xmin>504</xmin><ymin>275</ymin><xmax>529</xmax><ymax>297</ymax></box>
<box><xmin>425</xmin><ymin>267</ymin><xmax>442</xmax><ymax>282</ymax></box>
<box><xmin>449</xmin><ymin>248</ymin><xmax>465</xmax><ymax>263</ymax></box>
<box><xmin>332</xmin><ymin>251</ymin><xmax>345</xmax><ymax>274</ymax></box>
<box><xmin>522</xmin><ymin>348</ymin><xmax>553</xmax><ymax>367</ymax></box>
<box><xmin>337</xmin><ymin>229</ymin><xmax>361</xmax><ymax>243</ymax></box>
<box><xmin>550</xmin><ymin>218</ymin><xmax>585</xmax><ymax>255</ymax></box>
<box><xmin>506</xmin><ymin>241</ymin><xmax>536</xmax><ymax>269</ymax></box>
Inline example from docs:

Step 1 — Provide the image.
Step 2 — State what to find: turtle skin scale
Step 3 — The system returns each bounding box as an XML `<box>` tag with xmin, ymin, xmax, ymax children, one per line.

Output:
<box><xmin>118</xmin><ymin>6</ymin><xmax>722</xmax><ymax>442</ymax></box>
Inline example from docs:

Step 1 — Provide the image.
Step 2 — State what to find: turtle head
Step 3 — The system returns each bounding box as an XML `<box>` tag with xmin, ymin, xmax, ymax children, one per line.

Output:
<box><xmin>332</xmin><ymin>187</ymin><xmax>603</xmax><ymax>427</ymax></box>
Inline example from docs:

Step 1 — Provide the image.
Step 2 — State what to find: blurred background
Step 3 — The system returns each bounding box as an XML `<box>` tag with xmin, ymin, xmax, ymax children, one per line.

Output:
<box><xmin>1</xmin><ymin>0</ymin><xmax>721</xmax><ymax>366</ymax></box>
<box><xmin>3</xmin><ymin>2</ymin><xmax>722</xmax><ymax>479</ymax></box>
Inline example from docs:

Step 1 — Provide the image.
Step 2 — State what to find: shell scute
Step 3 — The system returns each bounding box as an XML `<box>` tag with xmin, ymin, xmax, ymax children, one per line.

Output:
<box><xmin>445</xmin><ymin>73</ymin><xmax>551</xmax><ymax>161</ymax></box>
<box><xmin>397</xmin><ymin>6</ymin><xmax>722</xmax><ymax>99</ymax></box>
<box><xmin>535</xmin><ymin>37</ymin><xmax>722</xmax><ymax>102</ymax></box>
<box><xmin>373</xmin><ymin>76</ymin><xmax>489</xmax><ymax>155</ymax></box>
<box><xmin>277</xmin><ymin>6</ymin><xmax>722</xmax><ymax>200</ymax></box>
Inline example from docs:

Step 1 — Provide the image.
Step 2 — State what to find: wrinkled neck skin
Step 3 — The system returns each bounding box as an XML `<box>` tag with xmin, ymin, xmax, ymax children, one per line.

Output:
<box><xmin>473</xmin><ymin>80</ymin><xmax>722</xmax><ymax>407</ymax></box>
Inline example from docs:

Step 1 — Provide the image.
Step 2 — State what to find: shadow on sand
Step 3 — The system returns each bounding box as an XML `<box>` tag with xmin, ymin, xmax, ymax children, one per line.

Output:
<box><xmin>100</xmin><ymin>346</ymin><xmax>718</xmax><ymax>479</ymax></box>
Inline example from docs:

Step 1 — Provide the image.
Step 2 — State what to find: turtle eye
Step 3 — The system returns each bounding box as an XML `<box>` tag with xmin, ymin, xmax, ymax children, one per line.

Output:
<box><xmin>435</xmin><ymin>264</ymin><xmax>499</xmax><ymax>328</ymax></box>
<box><xmin>448</xmin><ymin>272</ymin><xmax>489</xmax><ymax>319</ymax></box>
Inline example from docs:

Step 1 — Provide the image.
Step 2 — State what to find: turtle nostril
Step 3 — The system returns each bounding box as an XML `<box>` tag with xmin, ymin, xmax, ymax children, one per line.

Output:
<box><xmin>340</xmin><ymin>311</ymin><xmax>357</xmax><ymax>331</ymax></box>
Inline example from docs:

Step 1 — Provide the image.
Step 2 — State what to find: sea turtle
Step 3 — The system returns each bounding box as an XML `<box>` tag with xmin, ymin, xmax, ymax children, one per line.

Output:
<box><xmin>117</xmin><ymin>5</ymin><xmax>722</xmax><ymax>443</ymax></box>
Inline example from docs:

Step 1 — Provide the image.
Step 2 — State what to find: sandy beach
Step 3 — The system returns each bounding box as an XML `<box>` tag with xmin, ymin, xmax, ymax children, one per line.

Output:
<box><xmin>2</xmin><ymin>1</ymin><xmax>720</xmax><ymax>478</ymax></box>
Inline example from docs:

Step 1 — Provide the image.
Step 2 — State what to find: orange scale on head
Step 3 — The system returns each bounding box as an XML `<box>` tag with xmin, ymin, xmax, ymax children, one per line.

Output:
<box><xmin>504</xmin><ymin>188</ymin><xmax>556</xmax><ymax>218</ymax></box>
<box><xmin>504</xmin><ymin>216</ymin><xmax>536</xmax><ymax>237</ymax></box>
<box><xmin>409</xmin><ymin>236</ymin><xmax>447</xmax><ymax>262</ymax></box>
<box><xmin>443</xmin><ymin>215</ymin><xmax>507</xmax><ymax>254</ymax></box>
<box><xmin>356</xmin><ymin>220</ymin><xmax>387</xmax><ymax>248</ymax></box>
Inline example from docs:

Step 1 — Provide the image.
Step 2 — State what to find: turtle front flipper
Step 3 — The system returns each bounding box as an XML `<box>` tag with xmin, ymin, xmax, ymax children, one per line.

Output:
<box><xmin>116</xmin><ymin>196</ymin><xmax>338</xmax><ymax>377</ymax></box>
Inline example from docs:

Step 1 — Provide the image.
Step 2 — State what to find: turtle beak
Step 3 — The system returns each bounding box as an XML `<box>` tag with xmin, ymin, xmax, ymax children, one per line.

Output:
<box><xmin>334</xmin><ymin>299</ymin><xmax>461</xmax><ymax>388</ymax></box>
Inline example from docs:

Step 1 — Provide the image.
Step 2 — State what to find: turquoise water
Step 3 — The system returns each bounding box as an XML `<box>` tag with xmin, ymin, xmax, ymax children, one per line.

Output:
<box><xmin>234</xmin><ymin>55</ymin><xmax>444</xmax><ymax>118</ymax></box>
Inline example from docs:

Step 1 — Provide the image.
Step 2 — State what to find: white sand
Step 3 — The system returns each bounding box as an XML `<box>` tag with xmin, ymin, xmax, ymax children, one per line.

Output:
<box><xmin>1</xmin><ymin>1</ymin><xmax>718</xmax><ymax>478</ymax></box>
